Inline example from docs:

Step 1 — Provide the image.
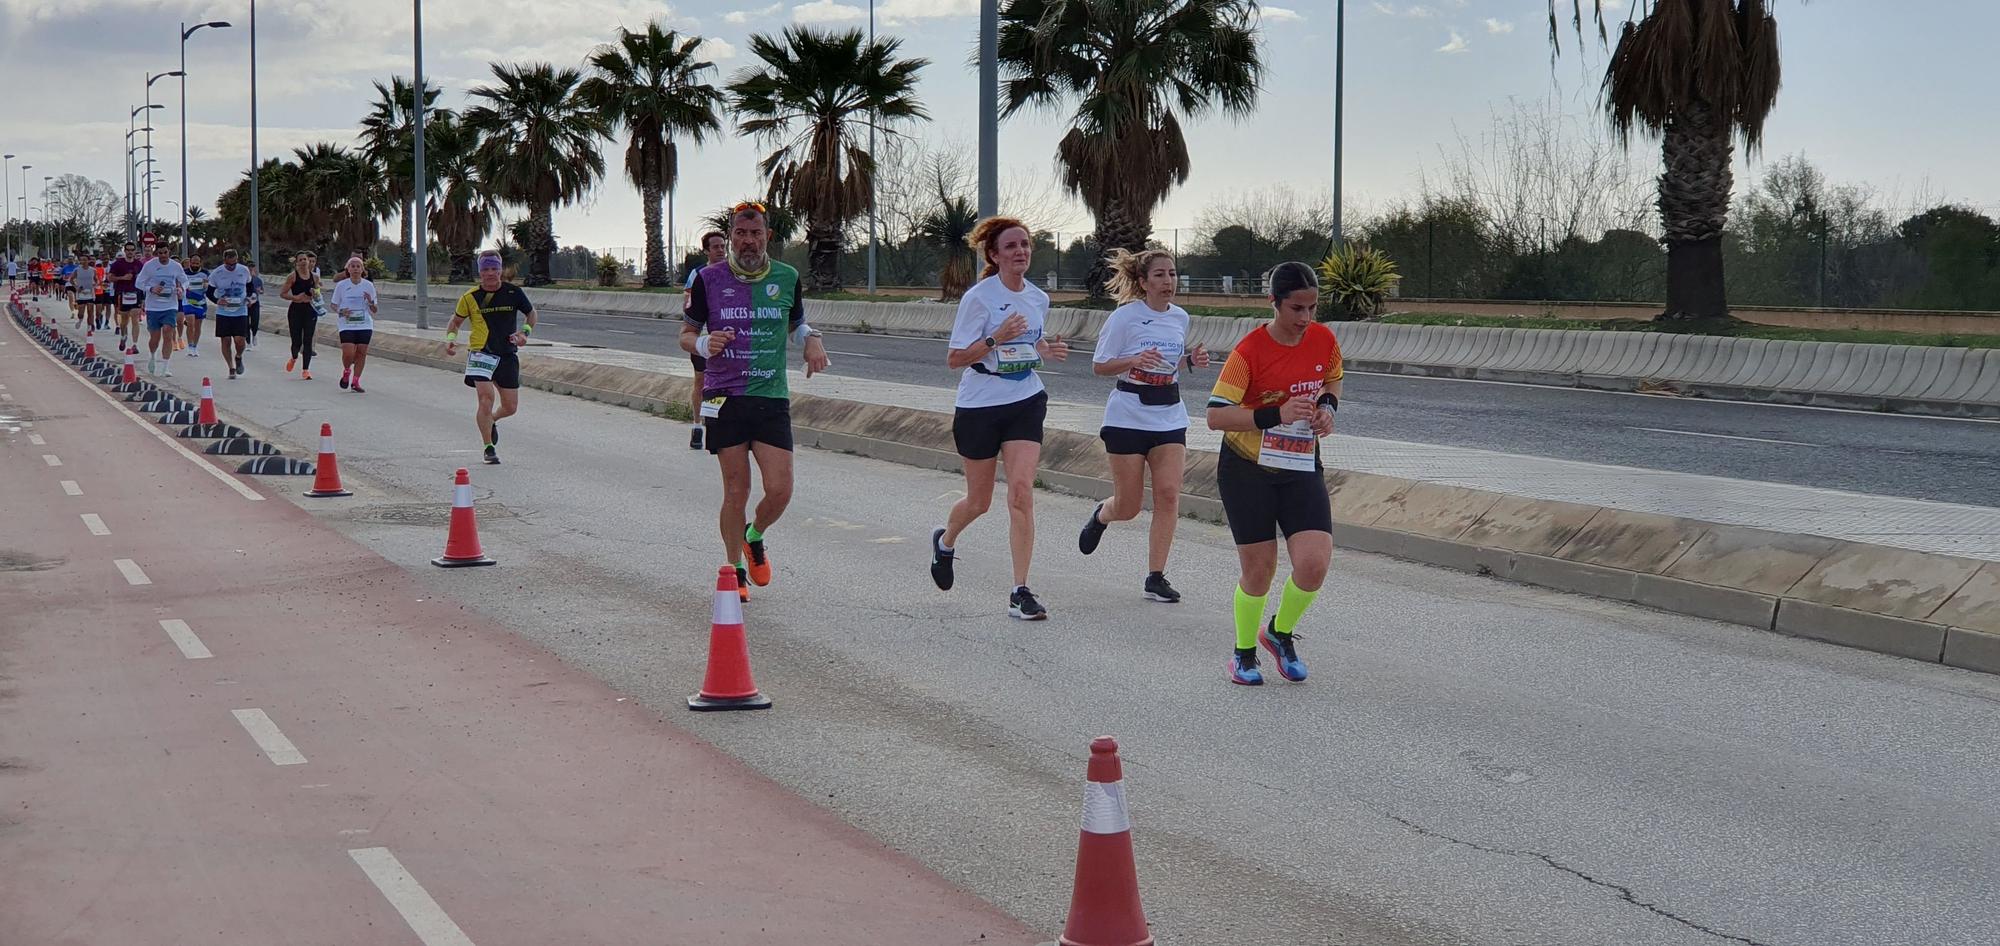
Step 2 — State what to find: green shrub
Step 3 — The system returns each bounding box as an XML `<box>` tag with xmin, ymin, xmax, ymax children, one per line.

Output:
<box><xmin>1315</xmin><ymin>243</ymin><xmax>1400</xmax><ymax>321</ymax></box>
<box><xmin>597</xmin><ymin>254</ymin><xmax>623</xmax><ymax>287</ymax></box>
<box><xmin>364</xmin><ymin>255</ymin><xmax>387</xmax><ymax>281</ymax></box>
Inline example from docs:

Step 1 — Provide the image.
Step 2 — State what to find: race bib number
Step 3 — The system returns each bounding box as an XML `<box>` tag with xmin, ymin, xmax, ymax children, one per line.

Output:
<box><xmin>1127</xmin><ymin>367</ymin><xmax>1176</xmax><ymax>386</ymax></box>
<box><xmin>215</xmin><ymin>289</ymin><xmax>247</xmax><ymax>317</ymax></box>
<box><xmin>1258</xmin><ymin>420</ymin><xmax>1319</xmax><ymax>473</ymax></box>
<box><xmin>151</xmin><ymin>278</ymin><xmax>176</xmax><ymax>297</ymax></box>
<box><xmin>310</xmin><ymin>297</ymin><xmax>329</xmax><ymax>318</ymax></box>
<box><xmin>340</xmin><ymin>307</ymin><xmax>365</xmax><ymax>324</ymax></box>
<box><xmin>994</xmin><ymin>341</ymin><xmax>1041</xmax><ymax>376</ymax></box>
<box><xmin>700</xmin><ymin>396</ymin><xmax>727</xmax><ymax>419</ymax></box>
<box><xmin>465</xmin><ymin>350</ymin><xmax>500</xmax><ymax>380</ymax></box>
<box><xmin>120</xmin><ymin>291</ymin><xmax>139</xmax><ymax>306</ymax></box>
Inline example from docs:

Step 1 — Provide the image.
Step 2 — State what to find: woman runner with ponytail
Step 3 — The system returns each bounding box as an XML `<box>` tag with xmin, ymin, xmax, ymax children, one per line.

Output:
<box><xmin>929</xmin><ymin>216</ymin><xmax>1070</xmax><ymax>620</ymax></box>
<box><xmin>1077</xmin><ymin>248</ymin><xmax>1209</xmax><ymax>603</ymax></box>
<box><xmin>1206</xmin><ymin>261</ymin><xmax>1342</xmax><ymax>685</ymax></box>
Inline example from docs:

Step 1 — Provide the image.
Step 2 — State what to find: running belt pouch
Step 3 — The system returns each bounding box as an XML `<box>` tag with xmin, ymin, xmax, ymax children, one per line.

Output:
<box><xmin>1117</xmin><ymin>380</ymin><xmax>1181</xmax><ymax>406</ymax></box>
<box><xmin>969</xmin><ymin>363</ymin><xmax>1035</xmax><ymax>381</ymax></box>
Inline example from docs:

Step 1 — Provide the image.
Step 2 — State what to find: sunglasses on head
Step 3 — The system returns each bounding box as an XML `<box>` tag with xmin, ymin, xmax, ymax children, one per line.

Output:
<box><xmin>732</xmin><ymin>201</ymin><xmax>767</xmax><ymax>215</ymax></box>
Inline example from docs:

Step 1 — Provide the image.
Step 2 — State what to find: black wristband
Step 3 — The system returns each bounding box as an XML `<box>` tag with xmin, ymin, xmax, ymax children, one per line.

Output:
<box><xmin>1253</xmin><ymin>406</ymin><xmax>1283</xmax><ymax>430</ymax></box>
<box><xmin>1317</xmin><ymin>392</ymin><xmax>1339</xmax><ymax>412</ymax></box>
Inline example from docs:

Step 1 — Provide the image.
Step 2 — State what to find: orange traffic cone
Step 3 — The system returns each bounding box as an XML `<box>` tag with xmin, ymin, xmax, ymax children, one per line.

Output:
<box><xmin>432</xmin><ymin>468</ymin><xmax>495</xmax><ymax>567</ymax></box>
<box><xmin>1059</xmin><ymin>737</ymin><xmax>1153</xmax><ymax>946</ymax></box>
<box><xmin>83</xmin><ymin>331</ymin><xmax>96</xmax><ymax>360</ymax></box>
<box><xmin>121</xmin><ymin>345</ymin><xmax>138</xmax><ymax>384</ymax></box>
<box><xmin>304</xmin><ymin>423</ymin><xmax>353</xmax><ymax>498</ymax></box>
<box><xmin>687</xmin><ymin>565</ymin><xmax>772</xmax><ymax>711</ymax></box>
<box><xmin>197</xmin><ymin>378</ymin><xmax>219</xmax><ymax>424</ymax></box>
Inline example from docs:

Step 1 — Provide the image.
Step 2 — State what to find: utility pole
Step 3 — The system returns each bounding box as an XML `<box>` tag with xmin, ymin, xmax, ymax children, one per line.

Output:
<box><xmin>1331</xmin><ymin>0</ymin><xmax>1346</xmax><ymax>250</ymax></box>
<box><xmin>411</xmin><ymin>0</ymin><xmax>430</xmax><ymax>328</ymax></box>
<box><xmin>867</xmin><ymin>0</ymin><xmax>878</xmax><ymax>293</ymax></box>
<box><xmin>249</xmin><ymin>0</ymin><xmax>261</xmax><ymax>269</ymax></box>
<box><xmin>977</xmin><ymin>0</ymin><xmax>998</xmax><ymax>218</ymax></box>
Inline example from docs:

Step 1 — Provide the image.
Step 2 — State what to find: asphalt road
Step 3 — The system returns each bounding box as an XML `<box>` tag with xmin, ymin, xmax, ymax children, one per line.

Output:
<box><xmin>377</xmin><ymin>298</ymin><xmax>2000</xmax><ymax>507</ymax></box>
<box><xmin>104</xmin><ymin>320</ymin><xmax>2000</xmax><ymax>946</ymax></box>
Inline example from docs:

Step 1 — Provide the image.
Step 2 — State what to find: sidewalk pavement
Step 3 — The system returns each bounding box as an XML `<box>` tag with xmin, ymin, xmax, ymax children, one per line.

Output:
<box><xmin>367</xmin><ymin>315</ymin><xmax>2000</xmax><ymax>562</ymax></box>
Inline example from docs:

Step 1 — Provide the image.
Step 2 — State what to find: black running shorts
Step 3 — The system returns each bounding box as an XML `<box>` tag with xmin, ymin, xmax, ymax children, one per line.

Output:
<box><xmin>464</xmin><ymin>350</ymin><xmax>521</xmax><ymax>390</ymax></box>
<box><xmin>952</xmin><ymin>390</ymin><xmax>1048</xmax><ymax>461</ymax></box>
<box><xmin>1099</xmin><ymin>425</ymin><xmax>1187</xmax><ymax>456</ymax></box>
<box><xmin>338</xmin><ymin>329</ymin><xmax>374</xmax><ymax>346</ymax></box>
<box><xmin>1215</xmin><ymin>446</ymin><xmax>1333</xmax><ymax>546</ymax></box>
<box><xmin>705</xmin><ymin>394</ymin><xmax>793</xmax><ymax>454</ymax></box>
<box><xmin>213</xmin><ymin>315</ymin><xmax>251</xmax><ymax>338</ymax></box>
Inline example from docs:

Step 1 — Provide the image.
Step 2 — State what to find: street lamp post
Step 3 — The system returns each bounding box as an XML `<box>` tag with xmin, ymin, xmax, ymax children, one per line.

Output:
<box><xmin>866</xmin><ymin>0</ymin><xmax>877</xmax><ymax>294</ymax></box>
<box><xmin>180</xmin><ymin>19</ymin><xmax>233</xmax><ymax>255</ymax></box>
<box><xmin>249</xmin><ymin>0</ymin><xmax>261</xmax><ymax>269</ymax></box>
<box><xmin>42</xmin><ymin>176</ymin><xmax>53</xmax><ymax>255</ymax></box>
<box><xmin>411</xmin><ymin>0</ymin><xmax>429</xmax><ymax>329</ymax></box>
<box><xmin>146</xmin><ymin>71</ymin><xmax>182</xmax><ymax>226</ymax></box>
<box><xmin>977</xmin><ymin>0</ymin><xmax>998</xmax><ymax>218</ymax></box>
<box><xmin>3</xmin><ymin>153</ymin><xmax>12</xmax><ymax>261</ymax></box>
<box><xmin>1331</xmin><ymin>0</ymin><xmax>1346</xmax><ymax>250</ymax></box>
<box><xmin>18</xmin><ymin>165</ymin><xmax>30</xmax><ymax>256</ymax></box>
<box><xmin>130</xmin><ymin>104</ymin><xmax>164</xmax><ymax>241</ymax></box>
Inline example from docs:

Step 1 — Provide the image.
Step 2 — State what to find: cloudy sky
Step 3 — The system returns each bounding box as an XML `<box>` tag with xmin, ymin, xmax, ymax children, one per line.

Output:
<box><xmin>1</xmin><ymin>0</ymin><xmax>1993</xmax><ymax>255</ymax></box>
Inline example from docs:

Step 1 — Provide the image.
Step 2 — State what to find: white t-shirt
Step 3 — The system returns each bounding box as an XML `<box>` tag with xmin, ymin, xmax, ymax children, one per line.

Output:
<box><xmin>948</xmin><ymin>274</ymin><xmax>1050</xmax><ymax>409</ymax></box>
<box><xmin>207</xmin><ymin>265</ymin><xmax>253</xmax><ymax>317</ymax></box>
<box><xmin>135</xmin><ymin>259</ymin><xmax>188</xmax><ymax>312</ymax></box>
<box><xmin>330</xmin><ymin>277</ymin><xmax>377</xmax><ymax>331</ymax></box>
<box><xmin>1094</xmin><ymin>300</ymin><xmax>1191</xmax><ymax>432</ymax></box>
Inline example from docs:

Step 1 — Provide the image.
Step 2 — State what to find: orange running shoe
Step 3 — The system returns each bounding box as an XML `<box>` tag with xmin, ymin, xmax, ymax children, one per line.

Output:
<box><xmin>742</xmin><ymin>538</ymin><xmax>772</xmax><ymax>586</ymax></box>
<box><xmin>301</xmin><ymin>369</ymin><xmax>313</xmax><ymax>381</ymax></box>
<box><xmin>285</xmin><ymin>356</ymin><xmax>296</xmax><ymax>372</ymax></box>
<box><xmin>735</xmin><ymin>565</ymin><xmax>751</xmax><ymax>603</ymax></box>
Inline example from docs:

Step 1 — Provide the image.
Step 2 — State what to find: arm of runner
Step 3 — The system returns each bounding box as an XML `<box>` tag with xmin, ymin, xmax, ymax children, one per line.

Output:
<box><xmin>1206</xmin><ymin>347</ymin><xmax>1271</xmax><ymax>431</ymax></box>
<box><xmin>946</xmin><ymin>293</ymin><xmax>1024</xmax><ymax>370</ymax></box>
<box><xmin>792</xmin><ymin>285</ymin><xmax>830</xmax><ymax>377</ymax></box>
<box><xmin>512</xmin><ymin>293</ymin><xmax>536</xmax><ymax>347</ymax></box>
<box><xmin>445</xmin><ymin>293</ymin><xmax>472</xmax><ymax>355</ymax></box>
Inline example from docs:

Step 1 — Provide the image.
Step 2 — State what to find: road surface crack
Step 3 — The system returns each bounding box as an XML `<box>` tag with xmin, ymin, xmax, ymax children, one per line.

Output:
<box><xmin>1385</xmin><ymin>814</ymin><xmax>1775</xmax><ymax>946</ymax></box>
<box><xmin>269</xmin><ymin>408</ymin><xmax>307</xmax><ymax>435</ymax></box>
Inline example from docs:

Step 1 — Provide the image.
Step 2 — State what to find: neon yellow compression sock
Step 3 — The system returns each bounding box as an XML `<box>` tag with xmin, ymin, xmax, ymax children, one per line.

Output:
<box><xmin>1233</xmin><ymin>586</ymin><xmax>1267</xmax><ymax>650</ymax></box>
<box><xmin>1273</xmin><ymin>577</ymin><xmax>1319</xmax><ymax>635</ymax></box>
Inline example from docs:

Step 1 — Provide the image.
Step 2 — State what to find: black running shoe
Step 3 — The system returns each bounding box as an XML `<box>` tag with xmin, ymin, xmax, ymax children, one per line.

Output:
<box><xmin>483</xmin><ymin>445</ymin><xmax>500</xmax><ymax>465</ymax></box>
<box><xmin>490</xmin><ymin>422</ymin><xmax>499</xmax><ymax>446</ymax></box>
<box><xmin>1008</xmin><ymin>586</ymin><xmax>1048</xmax><ymax>621</ymax></box>
<box><xmin>929</xmin><ymin>528</ymin><xmax>954</xmax><ymax>591</ymax></box>
<box><xmin>735</xmin><ymin>565</ymin><xmax>751</xmax><ymax>603</ymax></box>
<box><xmin>689</xmin><ymin>426</ymin><xmax>703</xmax><ymax>450</ymax></box>
<box><xmin>1078</xmin><ymin>502</ymin><xmax>1108</xmax><ymax>555</ymax></box>
<box><xmin>1144</xmin><ymin>571</ymin><xmax>1181</xmax><ymax>603</ymax></box>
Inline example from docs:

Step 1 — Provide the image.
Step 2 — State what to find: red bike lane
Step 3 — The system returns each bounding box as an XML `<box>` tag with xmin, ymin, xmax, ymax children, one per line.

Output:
<box><xmin>0</xmin><ymin>311</ymin><xmax>1039</xmax><ymax>945</ymax></box>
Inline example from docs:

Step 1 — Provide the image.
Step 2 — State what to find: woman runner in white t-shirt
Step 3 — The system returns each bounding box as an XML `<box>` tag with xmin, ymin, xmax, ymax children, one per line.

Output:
<box><xmin>1077</xmin><ymin>249</ymin><xmax>1210</xmax><ymax>603</ymax></box>
<box><xmin>929</xmin><ymin>216</ymin><xmax>1071</xmax><ymax>621</ymax></box>
<box><xmin>330</xmin><ymin>256</ymin><xmax>378</xmax><ymax>393</ymax></box>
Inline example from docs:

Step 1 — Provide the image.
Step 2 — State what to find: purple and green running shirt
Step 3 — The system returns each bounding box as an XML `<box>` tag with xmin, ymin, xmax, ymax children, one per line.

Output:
<box><xmin>682</xmin><ymin>259</ymin><xmax>807</xmax><ymax>399</ymax></box>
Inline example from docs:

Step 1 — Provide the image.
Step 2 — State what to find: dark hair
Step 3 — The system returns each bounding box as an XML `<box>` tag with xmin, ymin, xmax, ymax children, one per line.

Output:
<box><xmin>701</xmin><ymin>230</ymin><xmax>726</xmax><ymax>249</ymax></box>
<box><xmin>1268</xmin><ymin>261</ymin><xmax>1319</xmax><ymax>302</ymax></box>
<box><xmin>729</xmin><ymin>201</ymin><xmax>770</xmax><ymax>228</ymax></box>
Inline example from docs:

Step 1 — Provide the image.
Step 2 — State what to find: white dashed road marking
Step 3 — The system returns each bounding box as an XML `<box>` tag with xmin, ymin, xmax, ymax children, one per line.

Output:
<box><xmin>230</xmin><ymin>709</ymin><xmax>307</xmax><ymax>765</ymax></box>
<box><xmin>348</xmin><ymin>848</ymin><xmax>478</xmax><ymax>946</ymax></box>
<box><xmin>114</xmin><ymin>559</ymin><xmax>151</xmax><ymax>585</ymax></box>
<box><xmin>80</xmin><ymin>513</ymin><xmax>110</xmax><ymax>536</ymax></box>
<box><xmin>159</xmin><ymin>619</ymin><xmax>213</xmax><ymax>659</ymax></box>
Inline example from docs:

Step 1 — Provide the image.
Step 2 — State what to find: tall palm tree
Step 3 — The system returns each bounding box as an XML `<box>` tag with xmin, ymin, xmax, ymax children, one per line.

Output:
<box><xmin>425</xmin><ymin>113</ymin><xmax>497</xmax><ymax>282</ymax></box>
<box><xmin>463</xmin><ymin>62</ymin><xmax>608</xmax><ymax>286</ymax></box>
<box><xmin>359</xmin><ymin>77</ymin><xmax>444</xmax><ymax>280</ymax></box>
<box><xmin>1549</xmin><ymin>0</ymin><xmax>1787</xmax><ymax>322</ymax></box>
<box><xmin>580</xmin><ymin>22</ymin><xmax>726</xmax><ymax>287</ymax></box>
<box><xmin>728</xmin><ymin>26</ymin><xmax>929</xmax><ymax>291</ymax></box>
<box><xmin>916</xmin><ymin>194</ymin><xmax>979</xmax><ymax>301</ymax></box>
<box><xmin>997</xmin><ymin>0</ymin><xmax>1262</xmax><ymax>299</ymax></box>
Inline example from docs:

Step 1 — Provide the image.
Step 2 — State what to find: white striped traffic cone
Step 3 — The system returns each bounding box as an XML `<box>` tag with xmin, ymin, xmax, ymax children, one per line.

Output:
<box><xmin>432</xmin><ymin>468</ymin><xmax>495</xmax><ymax>567</ymax></box>
<box><xmin>304</xmin><ymin>423</ymin><xmax>353</xmax><ymax>497</ymax></box>
<box><xmin>1059</xmin><ymin>736</ymin><xmax>1153</xmax><ymax>946</ymax></box>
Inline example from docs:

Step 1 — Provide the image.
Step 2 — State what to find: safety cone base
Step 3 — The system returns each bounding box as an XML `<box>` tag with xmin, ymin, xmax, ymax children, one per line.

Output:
<box><xmin>304</xmin><ymin>486</ymin><xmax>354</xmax><ymax>498</ymax></box>
<box><xmin>686</xmin><ymin>690</ymin><xmax>772</xmax><ymax>712</ymax></box>
<box><xmin>430</xmin><ymin>552</ymin><xmax>495</xmax><ymax>568</ymax></box>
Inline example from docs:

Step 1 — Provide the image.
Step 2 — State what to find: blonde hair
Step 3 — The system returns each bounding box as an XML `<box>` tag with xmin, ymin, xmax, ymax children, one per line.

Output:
<box><xmin>1104</xmin><ymin>248</ymin><xmax>1175</xmax><ymax>304</ymax></box>
<box><xmin>968</xmin><ymin>215</ymin><xmax>1031</xmax><ymax>279</ymax></box>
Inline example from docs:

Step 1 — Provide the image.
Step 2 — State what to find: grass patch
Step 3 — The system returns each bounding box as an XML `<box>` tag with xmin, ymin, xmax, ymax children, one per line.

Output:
<box><xmin>1380</xmin><ymin>312</ymin><xmax>2000</xmax><ymax>349</ymax></box>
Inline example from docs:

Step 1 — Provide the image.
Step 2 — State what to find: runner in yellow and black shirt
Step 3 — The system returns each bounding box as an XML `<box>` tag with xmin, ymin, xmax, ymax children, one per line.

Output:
<box><xmin>445</xmin><ymin>252</ymin><xmax>536</xmax><ymax>464</ymax></box>
<box><xmin>1205</xmin><ymin>261</ymin><xmax>1343</xmax><ymax>687</ymax></box>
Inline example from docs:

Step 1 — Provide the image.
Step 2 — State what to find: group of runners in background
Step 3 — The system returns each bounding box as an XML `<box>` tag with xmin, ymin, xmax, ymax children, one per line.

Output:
<box><xmin>676</xmin><ymin>202</ymin><xmax>1341</xmax><ymax>685</ymax></box>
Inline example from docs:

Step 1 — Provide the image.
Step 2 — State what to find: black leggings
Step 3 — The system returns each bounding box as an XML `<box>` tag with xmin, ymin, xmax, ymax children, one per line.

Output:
<box><xmin>288</xmin><ymin>310</ymin><xmax>317</xmax><ymax>368</ymax></box>
<box><xmin>248</xmin><ymin>302</ymin><xmax>261</xmax><ymax>337</ymax></box>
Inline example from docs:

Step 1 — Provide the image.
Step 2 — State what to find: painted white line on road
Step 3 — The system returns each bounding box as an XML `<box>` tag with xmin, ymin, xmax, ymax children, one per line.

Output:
<box><xmin>42</xmin><ymin>454</ymin><xmax>61</xmax><ymax>466</ymax></box>
<box><xmin>80</xmin><ymin>513</ymin><xmax>110</xmax><ymax>536</ymax></box>
<box><xmin>159</xmin><ymin>619</ymin><xmax>213</xmax><ymax>659</ymax></box>
<box><xmin>825</xmin><ymin>349</ymin><xmax>875</xmax><ymax>358</ymax></box>
<box><xmin>1625</xmin><ymin>426</ymin><xmax>1819</xmax><ymax>447</ymax></box>
<box><xmin>604</xmin><ymin>328</ymin><xmax>638</xmax><ymax>335</ymax></box>
<box><xmin>1</xmin><ymin>392</ymin><xmax>13</xmax><ymax>401</ymax></box>
<box><xmin>60</xmin><ymin>480</ymin><xmax>82</xmax><ymax>496</ymax></box>
<box><xmin>231</xmin><ymin>708</ymin><xmax>307</xmax><ymax>765</ymax></box>
<box><xmin>348</xmin><ymin>848</ymin><xmax>478</xmax><ymax>946</ymax></box>
<box><xmin>7</xmin><ymin>313</ymin><xmax>265</xmax><ymax>502</ymax></box>
<box><xmin>114</xmin><ymin>558</ymin><xmax>151</xmax><ymax>585</ymax></box>
<box><xmin>28</xmin><ymin>433</ymin><xmax>45</xmax><ymax>445</ymax></box>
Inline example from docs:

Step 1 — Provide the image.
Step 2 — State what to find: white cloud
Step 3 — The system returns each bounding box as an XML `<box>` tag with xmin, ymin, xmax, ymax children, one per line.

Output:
<box><xmin>1260</xmin><ymin>6</ymin><xmax>1304</xmax><ymax>24</ymax></box>
<box><xmin>792</xmin><ymin>0</ymin><xmax>865</xmax><ymax>24</ymax></box>
<box><xmin>1485</xmin><ymin>18</ymin><xmax>1514</xmax><ymax>34</ymax></box>
<box><xmin>878</xmin><ymin>0</ymin><xmax>979</xmax><ymax>21</ymax></box>
<box><xmin>1405</xmin><ymin>5</ymin><xmax>1434</xmax><ymax>18</ymax></box>
<box><xmin>1437</xmin><ymin>31</ymin><xmax>1468</xmax><ymax>53</ymax></box>
<box><xmin>725</xmin><ymin>3</ymin><xmax>784</xmax><ymax>25</ymax></box>
<box><xmin>1370</xmin><ymin>1</ymin><xmax>1397</xmax><ymax>13</ymax></box>
<box><xmin>698</xmin><ymin>38</ymin><xmax>738</xmax><ymax>61</ymax></box>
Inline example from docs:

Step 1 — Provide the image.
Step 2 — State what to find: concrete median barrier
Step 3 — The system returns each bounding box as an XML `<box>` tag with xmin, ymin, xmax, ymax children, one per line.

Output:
<box><xmin>379</xmin><ymin>281</ymin><xmax>2000</xmax><ymax>417</ymax></box>
<box><xmin>340</xmin><ymin>320</ymin><xmax>2000</xmax><ymax>676</ymax></box>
